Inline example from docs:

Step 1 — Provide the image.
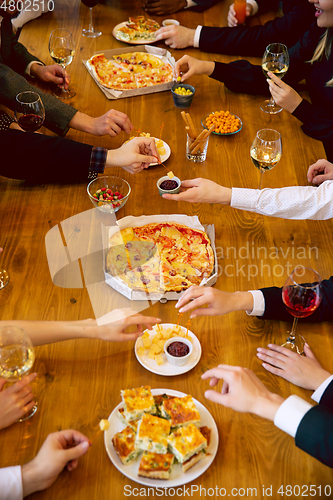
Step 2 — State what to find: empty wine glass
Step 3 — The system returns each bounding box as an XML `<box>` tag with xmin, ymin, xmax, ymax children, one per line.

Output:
<box><xmin>14</xmin><ymin>91</ymin><xmax>45</xmax><ymax>132</ymax></box>
<box><xmin>49</xmin><ymin>28</ymin><xmax>76</xmax><ymax>99</ymax></box>
<box><xmin>81</xmin><ymin>0</ymin><xmax>102</xmax><ymax>38</ymax></box>
<box><xmin>250</xmin><ymin>129</ymin><xmax>282</xmax><ymax>189</ymax></box>
<box><xmin>261</xmin><ymin>43</ymin><xmax>289</xmax><ymax>114</ymax></box>
<box><xmin>280</xmin><ymin>267</ymin><xmax>322</xmax><ymax>354</ymax></box>
<box><xmin>0</xmin><ymin>326</ymin><xmax>37</xmax><ymax>420</ymax></box>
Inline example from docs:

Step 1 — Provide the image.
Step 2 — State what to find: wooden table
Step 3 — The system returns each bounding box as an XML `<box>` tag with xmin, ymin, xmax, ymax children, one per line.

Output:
<box><xmin>0</xmin><ymin>1</ymin><xmax>332</xmax><ymax>498</ymax></box>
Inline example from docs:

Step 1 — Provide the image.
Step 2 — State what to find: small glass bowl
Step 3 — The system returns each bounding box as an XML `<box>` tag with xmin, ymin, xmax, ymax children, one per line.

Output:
<box><xmin>201</xmin><ymin>112</ymin><xmax>243</xmax><ymax>136</ymax></box>
<box><xmin>157</xmin><ymin>176</ymin><xmax>181</xmax><ymax>196</ymax></box>
<box><xmin>87</xmin><ymin>176</ymin><xmax>131</xmax><ymax>213</ymax></box>
<box><xmin>164</xmin><ymin>336</ymin><xmax>193</xmax><ymax>367</ymax></box>
<box><xmin>171</xmin><ymin>84</ymin><xmax>195</xmax><ymax>108</ymax></box>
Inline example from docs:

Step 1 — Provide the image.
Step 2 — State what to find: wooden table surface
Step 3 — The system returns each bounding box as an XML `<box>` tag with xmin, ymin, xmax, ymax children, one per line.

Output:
<box><xmin>0</xmin><ymin>1</ymin><xmax>332</xmax><ymax>498</ymax></box>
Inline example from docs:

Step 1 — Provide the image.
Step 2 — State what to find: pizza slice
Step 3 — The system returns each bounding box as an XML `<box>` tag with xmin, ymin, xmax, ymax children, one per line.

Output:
<box><xmin>135</xmin><ymin>65</ymin><xmax>173</xmax><ymax>88</ymax></box>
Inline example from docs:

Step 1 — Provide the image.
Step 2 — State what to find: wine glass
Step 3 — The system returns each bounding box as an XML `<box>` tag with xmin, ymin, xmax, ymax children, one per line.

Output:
<box><xmin>280</xmin><ymin>267</ymin><xmax>322</xmax><ymax>354</ymax></box>
<box><xmin>261</xmin><ymin>43</ymin><xmax>289</xmax><ymax>114</ymax></box>
<box><xmin>0</xmin><ymin>326</ymin><xmax>37</xmax><ymax>420</ymax></box>
<box><xmin>49</xmin><ymin>28</ymin><xmax>76</xmax><ymax>99</ymax></box>
<box><xmin>250</xmin><ymin>129</ymin><xmax>282</xmax><ymax>189</ymax></box>
<box><xmin>0</xmin><ymin>247</ymin><xmax>9</xmax><ymax>290</ymax></box>
<box><xmin>14</xmin><ymin>91</ymin><xmax>45</xmax><ymax>132</ymax></box>
<box><xmin>81</xmin><ymin>0</ymin><xmax>102</xmax><ymax>38</ymax></box>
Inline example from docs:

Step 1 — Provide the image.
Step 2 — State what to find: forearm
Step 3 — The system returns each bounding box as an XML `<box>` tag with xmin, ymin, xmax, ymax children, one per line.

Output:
<box><xmin>253</xmin><ymin>393</ymin><xmax>284</xmax><ymax>421</ymax></box>
<box><xmin>210</xmin><ymin>60</ymin><xmax>269</xmax><ymax>95</ymax></box>
<box><xmin>0</xmin><ymin>319</ymin><xmax>98</xmax><ymax>346</ymax></box>
<box><xmin>68</xmin><ymin>111</ymin><xmax>96</xmax><ymax>134</ymax></box>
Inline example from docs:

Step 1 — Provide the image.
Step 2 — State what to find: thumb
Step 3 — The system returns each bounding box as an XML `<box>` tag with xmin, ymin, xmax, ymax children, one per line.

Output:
<box><xmin>304</xmin><ymin>343</ymin><xmax>317</xmax><ymax>361</ymax></box>
<box><xmin>63</xmin><ymin>441</ymin><xmax>90</xmax><ymax>462</ymax></box>
<box><xmin>204</xmin><ymin>389</ymin><xmax>227</xmax><ymax>406</ymax></box>
<box><xmin>312</xmin><ymin>173</ymin><xmax>330</xmax><ymax>185</ymax></box>
<box><xmin>140</xmin><ymin>155</ymin><xmax>158</xmax><ymax>164</ymax></box>
<box><xmin>0</xmin><ymin>378</ymin><xmax>7</xmax><ymax>391</ymax></box>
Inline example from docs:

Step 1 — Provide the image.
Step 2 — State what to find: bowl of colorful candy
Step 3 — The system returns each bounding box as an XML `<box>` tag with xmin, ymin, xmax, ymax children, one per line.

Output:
<box><xmin>87</xmin><ymin>176</ymin><xmax>131</xmax><ymax>212</ymax></box>
<box><xmin>171</xmin><ymin>83</ymin><xmax>195</xmax><ymax>108</ymax></box>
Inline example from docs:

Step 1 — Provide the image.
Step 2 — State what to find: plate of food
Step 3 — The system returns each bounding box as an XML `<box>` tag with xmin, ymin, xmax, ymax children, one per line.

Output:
<box><xmin>113</xmin><ymin>16</ymin><xmax>160</xmax><ymax>44</ymax></box>
<box><xmin>201</xmin><ymin>111</ymin><xmax>242</xmax><ymax>136</ymax></box>
<box><xmin>135</xmin><ymin>323</ymin><xmax>201</xmax><ymax>376</ymax></box>
<box><xmin>104</xmin><ymin>386</ymin><xmax>219</xmax><ymax>487</ymax></box>
<box><xmin>126</xmin><ymin>132</ymin><xmax>170</xmax><ymax>164</ymax></box>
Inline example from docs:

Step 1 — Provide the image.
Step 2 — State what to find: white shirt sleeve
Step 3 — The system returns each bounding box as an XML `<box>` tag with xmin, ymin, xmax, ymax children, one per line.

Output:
<box><xmin>246</xmin><ymin>290</ymin><xmax>265</xmax><ymax>316</ymax></box>
<box><xmin>274</xmin><ymin>395</ymin><xmax>313</xmax><ymax>438</ymax></box>
<box><xmin>0</xmin><ymin>466</ymin><xmax>23</xmax><ymax>500</ymax></box>
<box><xmin>230</xmin><ymin>181</ymin><xmax>333</xmax><ymax>220</ymax></box>
<box><xmin>194</xmin><ymin>26</ymin><xmax>202</xmax><ymax>47</ymax></box>
<box><xmin>246</xmin><ymin>0</ymin><xmax>259</xmax><ymax>15</ymax></box>
<box><xmin>12</xmin><ymin>2</ymin><xmax>50</xmax><ymax>30</ymax></box>
<box><xmin>186</xmin><ymin>0</ymin><xmax>197</xmax><ymax>7</ymax></box>
<box><xmin>312</xmin><ymin>375</ymin><xmax>333</xmax><ymax>403</ymax></box>
<box><xmin>25</xmin><ymin>61</ymin><xmax>43</xmax><ymax>76</ymax></box>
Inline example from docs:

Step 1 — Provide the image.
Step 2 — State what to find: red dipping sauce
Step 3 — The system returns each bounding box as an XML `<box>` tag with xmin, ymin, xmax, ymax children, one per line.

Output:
<box><xmin>167</xmin><ymin>341</ymin><xmax>190</xmax><ymax>357</ymax></box>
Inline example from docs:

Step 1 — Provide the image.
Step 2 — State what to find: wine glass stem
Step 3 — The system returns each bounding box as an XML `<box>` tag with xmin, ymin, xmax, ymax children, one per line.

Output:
<box><xmin>89</xmin><ymin>7</ymin><xmax>94</xmax><ymax>32</ymax></box>
<box><xmin>258</xmin><ymin>170</ymin><xmax>264</xmax><ymax>189</ymax></box>
<box><xmin>288</xmin><ymin>317</ymin><xmax>299</xmax><ymax>343</ymax></box>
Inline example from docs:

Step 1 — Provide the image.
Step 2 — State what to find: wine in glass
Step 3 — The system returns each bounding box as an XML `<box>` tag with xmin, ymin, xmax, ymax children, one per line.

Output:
<box><xmin>81</xmin><ymin>0</ymin><xmax>102</xmax><ymax>38</ymax></box>
<box><xmin>49</xmin><ymin>28</ymin><xmax>76</xmax><ymax>99</ymax></box>
<box><xmin>14</xmin><ymin>91</ymin><xmax>45</xmax><ymax>132</ymax></box>
<box><xmin>250</xmin><ymin>129</ymin><xmax>282</xmax><ymax>189</ymax></box>
<box><xmin>261</xmin><ymin>43</ymin><xmax>289</xmax><ymax>114</ymax></box>
<box><xmin>0</xmin><ymin>326</ymin><xmax>37</xmax><ymax>420</ymax></box>
<box><xmin>280</xmin><ymin>267</ymin><xmax>322</xmax><ymax>354</ymax></box>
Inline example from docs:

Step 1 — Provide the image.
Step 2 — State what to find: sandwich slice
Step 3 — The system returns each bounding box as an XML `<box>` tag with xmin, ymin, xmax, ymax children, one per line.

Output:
<box><xmin>138</xmin><ymin>451</ymin><xmax>174</xmax><ymax>479</ymax></box>
<box><xmin>135</xmin><ymin>413</ymin><xmax>171</xmax><ymax>454</ymax></box>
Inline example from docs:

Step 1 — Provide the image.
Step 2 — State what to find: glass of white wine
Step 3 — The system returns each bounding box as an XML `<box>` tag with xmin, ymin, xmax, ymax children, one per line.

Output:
<box><xmin>261</xmin><ymin>43</ymin><xmax>289</xmax><ymax>114</ymax></box>
<box><xmin>0</xmin><ymin>248</ymin><xmax>9</xmax><ymax>290</ymax></box>
<box><xmin>0</xmin><ymin>326</ymin><xmax>37</xmax><ymax>421</ymax></box>
<box><xmin>250</xmin><ymin>129</ymin><xmax>282</xmax><ymax>189</ymax></box>
<box><xmin>49</xmin><ymin>29</ymin><xmax>76</xmax><ymax>99</ymax></box>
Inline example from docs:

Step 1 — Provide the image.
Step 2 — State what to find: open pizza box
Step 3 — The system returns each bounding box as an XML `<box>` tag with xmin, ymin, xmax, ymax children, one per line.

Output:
<box><xmin>82</xmin><ymin>45</ymin><xmax>175</xmax><ymax>100</ymax></box>
<box><xmin>102</xmin><ymin>214</ymin><xmax>218</xmax><ymax>302</ymax></box>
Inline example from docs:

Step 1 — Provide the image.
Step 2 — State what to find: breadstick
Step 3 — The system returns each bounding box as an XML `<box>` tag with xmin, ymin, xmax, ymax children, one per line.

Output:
<box><xmin>181</xmin><ymin>111</ymin><xmax>189</xmax><ymax>127</ymax></box>
<box><xmin>189</xmin><ymin>125</ymin><xmax>215</xmax><ymax>152</ymax></box>
<box><xmin>186</xmin><ymin>113</ymin><xmax>197</xmax><ymax>139</ymax></box>
<box><xmin>191</xmin><ymin>125</ymin><xmax>215</xmax><ymax>154</ymax></box>
<box><xmin>181</xmin><ymin>112</ymin><xmax>195</xmax><ymax>139</ymax></box>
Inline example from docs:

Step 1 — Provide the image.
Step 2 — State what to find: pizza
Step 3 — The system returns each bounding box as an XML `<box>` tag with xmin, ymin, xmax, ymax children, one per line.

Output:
<box><xmin>105</xmin><ymin>222</ymin><xmax>214</xmax><ymax>293</ymax></box>
<box><xmin>87</xmin><ymin>52</ymin><xmax>173</xmax><ymax>90</ymax></box>
<box><xmin>115</xmin><ymin>16</ymin><xmax>160</xmax><ymax>42</ymax></box>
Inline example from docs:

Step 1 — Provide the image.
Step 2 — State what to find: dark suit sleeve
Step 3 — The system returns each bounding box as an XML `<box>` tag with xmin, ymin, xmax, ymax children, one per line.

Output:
<box><xmin>0</xmin><ymin>63</ymin><xmax>77</xmax><ymax>136</ymax></box>
<box><xmin>319</xmin><ymin>379</ymin><xmax>333</xmax><ymax>412</ymax></box>
<box><xmin>259</xmin><ymin>276</ymin><xmax>333</xmax><ymax>323</ymax></box>
<box><xmin>0</xmin><ymin>129</ymin><xmax>94</xmax><ymax>183</ymax></box>
<box><xmin>199</xmin><ymin>0</ymin><xmax>314</xmax><ymax>56</ymax></box>
<box><xmin>295</xmin><ymin>398</ymin><xmax>333</xmax><ymax>467</ymax></box>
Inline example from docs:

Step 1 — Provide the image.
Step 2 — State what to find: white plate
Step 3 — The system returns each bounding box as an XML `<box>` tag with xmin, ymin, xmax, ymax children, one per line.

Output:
<box><xmin>112</xmin><ymin>21</ymin><xmax>157</xmax><ymax>45</ymax></box>
<box><xmin>104</xmin><ymin>388</ymin><xmax>219</xmax><ymax>487</ymax></box>
<box><xmin>135</xmin><ymin>323</ymin><xmax>201</xmax><ymax>376</ymax></box>
<box><xmin>151</xmin><ymin>138</ymin><xmax>171</xmax><ymax>165</ymax></box>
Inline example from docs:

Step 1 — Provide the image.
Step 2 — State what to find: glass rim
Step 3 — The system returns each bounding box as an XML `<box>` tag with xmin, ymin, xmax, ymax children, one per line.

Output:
<box><xmin>50</xmin><ymin>28</ymin><xmax>73</xmax><ymax>38</ymax></box>
<box><xmin>16</xmin><ymin>91</ymin><xmax>41</xmax><ymax>105</ymax></box>
<box><xmin>265</xmin><ymin>43</ymin><xmax>288</xmax><ymax>55</ymax></box>
<box><xmin>0</xmin><ymin>325</ymin><xmax>30</xmax><ymax>348</ymax></box>
<box><xmin>256</xmin><ymin>128</ymin><xmax>281</xmax><ymax>140</ymax></box>
<box><xmin>289</xmin><ymin>266</ymin><xmax>322</xmax><ymax>288</ymax></box>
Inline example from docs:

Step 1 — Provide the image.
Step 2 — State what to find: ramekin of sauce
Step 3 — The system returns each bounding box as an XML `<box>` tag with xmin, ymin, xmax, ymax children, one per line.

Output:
<box><xmin>157</xmin><ymin>176</ymin><xmax>181</xmax><ymax>196</ymax></box>
<box><xmin>164</xmin><ymin>336</ymin><xmax>193</xmax><ymax>367</ymax></box>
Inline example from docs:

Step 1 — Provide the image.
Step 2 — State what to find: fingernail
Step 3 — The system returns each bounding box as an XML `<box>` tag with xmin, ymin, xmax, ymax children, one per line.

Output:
<box><xmin>179</xmin><ymin>307</ymin><xmax>184</xmax><ymax>313</ymax></box>
<box><xmin>190</xmin><ymin>314</ymin><xmax>196</xmax><ymax>319</ymax></box>
<box><xmin>82</xmin><ymin>441</ymin><xmax>89</xmax><ymax>450</ymax></box>
<box><xmin>257</xmin><ymin>353</ymin><xmax>262</xmax><ymax>358</ymax></box>
<box><xmin>267</xmin><ymin>344</ymin><xmax>273</xmax><ymax>347</ymax></box>
<box><xmin>305</xmin><ymin>342</ymin><xmax>310</xmax><ymax>347</ymax></box>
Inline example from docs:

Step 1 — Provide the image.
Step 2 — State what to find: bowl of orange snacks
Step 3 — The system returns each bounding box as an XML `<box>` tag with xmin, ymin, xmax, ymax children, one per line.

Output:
<box><xmin>201</xmin><ymin>111</ymin><xmax>242</xmax><ymax>136</ymax></box>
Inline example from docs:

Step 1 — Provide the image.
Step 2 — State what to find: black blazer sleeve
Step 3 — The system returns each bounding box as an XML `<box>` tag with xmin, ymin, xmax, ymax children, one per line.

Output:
<box><xmin>199</xmin><ymin>0</ymin><xmax>314</xmax><ymax>56</ymax></box>
<box><xmin>319</xmin><ymin>379</ymin><xmax>333</xmax><ymax>412</ymax></box>
<box><xmin>259</xmin><ymin>276</ymin><xmax>333</xmax><ymax>323</ymax></box>
<box><xmin>0</xmin><ymin>129</ymin><xmax>94</xmax><ymax>183</ymax></box>
<box><xmin>295</xmin><ymin>382</ymin><xmax>333</xmax><ymax>468</ymax></box>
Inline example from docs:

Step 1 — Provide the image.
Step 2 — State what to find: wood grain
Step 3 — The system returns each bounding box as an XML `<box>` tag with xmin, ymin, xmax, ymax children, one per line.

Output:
<box><xmin>0</xmin><ymin>1</ymin><xmax>332</xmax><ymax>499</ymax></box>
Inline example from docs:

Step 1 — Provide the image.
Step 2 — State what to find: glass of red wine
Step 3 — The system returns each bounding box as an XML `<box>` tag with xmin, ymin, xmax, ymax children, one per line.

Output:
<box><xmin>14</xmin><ymin>91</ymin><xmax>45</xmax><ymax>132</ymax></box>
<box><xmin>81</xmin><ymin>0</ymin><xmax>102</xmax><ymax>38</ymax></box>
<box><xmin>280</xmin><ymin>267</ymin><xmax>322</xmax><ymax>354</ymax></box>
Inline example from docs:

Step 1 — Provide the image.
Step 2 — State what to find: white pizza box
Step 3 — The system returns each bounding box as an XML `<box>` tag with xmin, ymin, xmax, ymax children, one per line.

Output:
<box><xmin>102</xmin><ymin>214</ymin><xmax>217</xmax><ymax>302</ymax></box>
<box><xmin>83</xmin><ymin>45</ymin><xmax>175</xmax><ymax>100</ymax></box>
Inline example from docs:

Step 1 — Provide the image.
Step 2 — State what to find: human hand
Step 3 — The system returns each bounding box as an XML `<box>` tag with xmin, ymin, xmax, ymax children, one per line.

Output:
<box><xmin>174</xmin><ymin>55</ymin><xmax>215</xmax><ymax>82</ymax></box>
<box><xmin>91</xmin><ymin>110</ymin><xmax>133</xmax><ymax>137</ymax></box>
<box><xmin>162</xmin><ymin>178</ymin><xmax>231</xmax><ymax>204</ymax></box>
<box><xmin>22</xmin><ymin>430</ymin><xmax>90</xmax><ymax>497</ymax></box>
<box><xmin>227</xmin><ymin>2</ymin><xmax>253</xmax><ymax>27</ymax></box>
<box><xmin>257</xmin><ymin>343</ymin><xmax>332</xmax><ymax>391</ymax></box>
<box><xmin>83</xmin><ymin>311</ymin><xmax>161</xmax><ymax>342</ymax></box>
<box><xmin>175</xmin><ymin>286</ymin><xmax>254</xmax><ymax>318</ymax></box>
<box><xmin>307</xmin><ymin>159</ymin><xmax>333</xmax><ymax>184</ymax></box>
<box><xmin>202</xmin><ymin>365</ymin><xmax>284</xmax><ymax>420</ymax></box>
<box><xmin>30</xmin><ymin>64</ymin><xmax>70</xmax><ymax>89</ymax></box>
<box><xmin>155</xmin><ymin>26</ymin><xmax>195</xmax><ymax>49</ymax></box>
<box><xmin>144</xmin><ymin>0</ymin><xmax>187</xmax><ymax>14</ymax></box>
<box><xmin>267</xmin><ymin>72</ymin><xmax>302</xmax><ymax>113</ymax></box>
<box><xmin>107</xmin><ymin>137</ymin><xmax>160</xmax><ymax>174</ymax></box>
<box><xmin>0</xmin><ymin>373</ymin><xmax>37</xmax><ymax>430</ymax></box>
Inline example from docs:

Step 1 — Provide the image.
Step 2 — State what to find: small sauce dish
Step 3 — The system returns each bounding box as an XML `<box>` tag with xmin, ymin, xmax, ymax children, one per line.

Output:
<box><xmin>164</xmin><ymin>336</ymin><xmax>193</xmax><ymax>367</ymax></box>
<box><xmin>162</xmin><ymin>19</ymin><xmax>180</xmax><ymax>27</ymax></box>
